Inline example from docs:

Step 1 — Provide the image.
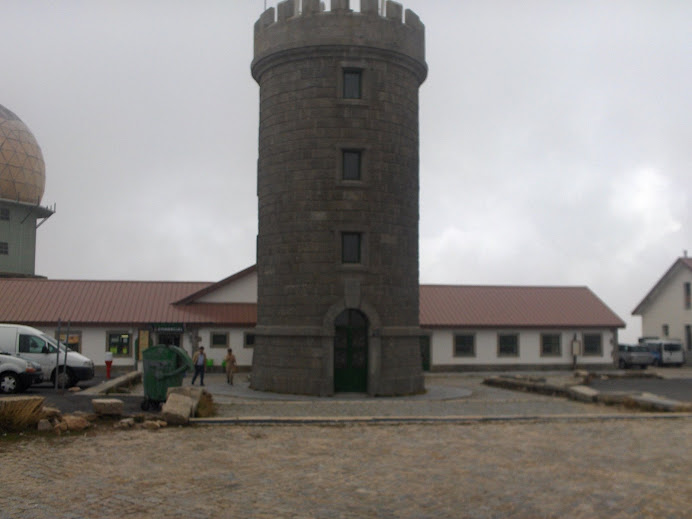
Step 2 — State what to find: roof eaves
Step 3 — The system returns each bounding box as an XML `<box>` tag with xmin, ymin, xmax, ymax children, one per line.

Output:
<box><xmin>173</xmin><ymin>265</ymin><xmax>257</xmax><ymax>305</ymax></box>
<box><xmin>632</xmin><ymin>258</ymin><xmax>690</xmax><ymax>315</ymax></box>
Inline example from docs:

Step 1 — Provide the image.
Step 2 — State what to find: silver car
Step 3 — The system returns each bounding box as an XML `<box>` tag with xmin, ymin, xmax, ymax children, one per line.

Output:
<box><xmin>617</xmin><ymin>344</ymin><xmax>654</xmax><ymax>369</ymax></box>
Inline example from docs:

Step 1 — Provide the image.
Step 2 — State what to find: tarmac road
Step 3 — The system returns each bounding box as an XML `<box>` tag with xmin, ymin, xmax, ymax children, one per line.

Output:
<box><xmin>4</xmin><ymin>368</ymin><xmax>692</xmax><ymax>419</ymax></box>
<box><xmin>10</xmin><ymin>373</ymin><xmax>147</xmax><ymax>416</ymax></box>
<box><xmin>589</xmin><ymin>377</ymin><xmax>692</xmax><ymax>402</ymax></box>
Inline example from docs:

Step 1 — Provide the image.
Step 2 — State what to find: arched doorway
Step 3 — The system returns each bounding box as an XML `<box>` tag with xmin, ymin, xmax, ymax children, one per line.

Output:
<box><xmin>334</xmin><ymin>309</ymin><xmax>368</xmax><ymax>392</ymax></box>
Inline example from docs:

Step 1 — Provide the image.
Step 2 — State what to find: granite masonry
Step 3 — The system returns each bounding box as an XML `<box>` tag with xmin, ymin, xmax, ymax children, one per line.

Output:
<box><xmin>250</xmin><ymin>0</ymin><xmax>427</xmax><ymax>396</ymax></box>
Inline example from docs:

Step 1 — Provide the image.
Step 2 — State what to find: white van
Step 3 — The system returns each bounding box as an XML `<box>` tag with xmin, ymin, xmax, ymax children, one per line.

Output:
<box><xmin>641</xmin><ymin>338</ymin><xmax>685</xmax><ymax>367</ymax></box>
<box><xmin>0</xmin><ymin>324</ymin><xmax>94</xmax><ymax>387</ymax></box>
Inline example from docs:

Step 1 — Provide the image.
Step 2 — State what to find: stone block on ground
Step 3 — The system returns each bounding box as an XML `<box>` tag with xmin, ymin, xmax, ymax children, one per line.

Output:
<box><xmin>568</xmin><ymin>385</ymin><xmax>600</xmax><ymax>402</ymax></box>
<box><xmin>0</xmin><ymin>396</ymin><xmax>45</xmax><ymax>431</ymax></box>
<box><xmin>41</xmin><ymin>406</ymin><xmax>62</xmax><ymax>420</ymax></box>
<box><xmin>37</xmin><ymin>419</ymin><xmax>53</xmax><ymax>432</ymax></box>
<box><xmin>162</xmin><ymin>393</ymin><xmax>194</xmax><ymax>425</ymax></box>
<box><xmin>61</xmin><ymin>414</ymin><xmax>91</xmax><ymax>431</ymax></box>
<box><xmin>92</xmin><ymin>398</ymin><xmax>124</xmax><ymax>416</ymax></box>
<box><xmin>114</xmin><ymin>418</ymin><xmax>136</xmax><ymax>429</ymax></box>
<box><xmin>167</xmin><ymin>386</ymin><xmax>206</xmax><ymax>417</ymax></box>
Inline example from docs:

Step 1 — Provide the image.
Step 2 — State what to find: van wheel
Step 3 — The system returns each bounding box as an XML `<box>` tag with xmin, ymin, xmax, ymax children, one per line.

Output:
<box><xmin>618</xmin><ymin>359</ymin><xmax>626</xmax><ymax>369</ymax></box>
<box><xmin>0</xmin><ymin>372</ymin><xmax>19</xmax><ymax>394</ymax></box>
<box><xmin>53</xmin><ymin>368</ymin><xmax>75</xmax><ymax>388</ymax></box>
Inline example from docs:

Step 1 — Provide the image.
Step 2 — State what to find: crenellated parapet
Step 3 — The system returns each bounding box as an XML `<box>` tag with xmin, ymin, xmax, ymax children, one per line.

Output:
<box><xmin>252</xmin><ymin>0</ymin><xmax>426</xmax><ymax>83</ymax></box>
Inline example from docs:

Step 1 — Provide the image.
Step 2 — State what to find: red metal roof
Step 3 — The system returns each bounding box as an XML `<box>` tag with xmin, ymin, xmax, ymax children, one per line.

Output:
<box><xmin>420</xmin><ymin>284</ymin><xmax>625</xmax><ymax>328</ymax></box>
<box><xmin>0</xmin><ymin>279</ymin><xmax>256</xmax><ymax>326</ymax></box>
<box><xmin>0</xmin><ymin>277</ymin><xmax>622</xmax><ymax>329</ymax></box>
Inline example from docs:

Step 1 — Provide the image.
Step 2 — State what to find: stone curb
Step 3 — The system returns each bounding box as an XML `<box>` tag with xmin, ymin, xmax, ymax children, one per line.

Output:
<box><xmin>191</xmin><ymin>413</ymin><xmax>692</xmax><ymax>426</ymax></box>
<box><xmin>484</xmin><ymin>375</ymin><xmax>692</xmax><ymax>412</ymax></box>
<box><xmin>624</xmin><ymin>393</ymin><xmax>692</xmax><ymax>412</ymax></box>
<box><xmin>79</xmin><ymin>372</ymin><xmax>142</xmax><ymax>396</ymax></box>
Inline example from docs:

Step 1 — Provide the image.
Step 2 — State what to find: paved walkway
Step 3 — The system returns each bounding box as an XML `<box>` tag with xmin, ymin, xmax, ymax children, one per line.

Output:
<box><xmin>2</xmin><ymin>371</ymin><xmax>691</xmax><ymax>518</ymax></box>
<box><xmin>196</xmin><ymin>372</ymin><xmax>626</xmax><ymax>420</ymax></box>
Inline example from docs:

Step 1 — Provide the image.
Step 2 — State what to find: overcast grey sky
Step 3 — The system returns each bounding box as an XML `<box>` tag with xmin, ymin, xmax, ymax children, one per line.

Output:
<box><xmin>2</xmin><ymin>1</ymin><xmax>691</xmax><ymax>341</ymax></box>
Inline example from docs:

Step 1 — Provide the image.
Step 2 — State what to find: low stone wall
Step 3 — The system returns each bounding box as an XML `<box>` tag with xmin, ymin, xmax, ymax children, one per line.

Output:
<box><xmin>431</xmin><ymin>363</ymin><xmax>614</xmax><ymax>373</ymax></box>
<box><xmin>484</xmin><ymin>373</ymin><xmax>692</xmax><ymax>412</ymax></box>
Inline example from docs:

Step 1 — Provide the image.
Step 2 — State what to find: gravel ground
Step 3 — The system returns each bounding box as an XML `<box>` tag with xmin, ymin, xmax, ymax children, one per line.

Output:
<box><xmin>1</xmin><ymin>419</ymin><xmax>691</xmax><ymax>519</ymax></box>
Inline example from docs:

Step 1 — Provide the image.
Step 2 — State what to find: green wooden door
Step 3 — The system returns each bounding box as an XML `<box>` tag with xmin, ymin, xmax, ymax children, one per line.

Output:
<box><xmin>334</xmin><ymin>309</ymin><xmax>368</xmax><ymax>392</ymax></box>
<box><xmin>420</xmin><ymin>335</ymin><xmax>431</xmax><ymax>371</ymax></box>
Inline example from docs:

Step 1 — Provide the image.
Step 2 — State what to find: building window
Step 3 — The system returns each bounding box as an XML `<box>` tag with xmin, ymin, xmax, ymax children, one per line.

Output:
<box><xmin>685</xmin><ymin>282</ymin><xmax>691</xmax><ymax>309</ymax></box>
<box><xmin>343</xmin><ymin>69</ymin><xmax>362</xmax><ymax>99</ymax></box>
<box><xmin>582</xmin><ymin>334</ymin><xmax>602</xmax><ymax>356</ymax></box>
<box><xmin>342</xmin><ymin>232</ymin><xmax>361</xmax><ymax>264</ymax></box>
<box><xmin>0</xmin><ymin>208</ymin><xmax>8</xmax><ymax>221</ymax></box>
<box><xmin>498</xmin><ymin>333</ymin><xmax>519</xmax><ymax>357</ymax></box>
<box><xmin>244</xmin><ymin>332</ymin><xmax>255</xmax><ymax>348</ymax></box>
<box><xmin>454</xmin><ymin>334</ymin><xmax>475</xmax><ymax>357</ymax></box>
<box><xmin>210</xmin><ymin>332</ymin><xmax>229</xmax><ymax>349</ymax></box>
<box><xmin>107</xmin><ymin>332</ymin><xmax>132</xmax><ymax>357</ymax></box>
<box><xmin>56</xmin><ymin>331</ymin><xmax>82</xmax><ymax>353</ymax></box>
<box><xmin>342</xmin><ymin>149</ymin><xmax>362</xmax><ymax>181</ymax></box>
<box><xmin>0</xmin><ymin>242</ymin><xmax>7</xmax><ymax>255</ymax></box>
<box><xmin>541</xmin><ymin>334</ymin><xmax>561</xmax><ymax>357</ymax></box>
<box><xmin>662</xmin><ymin>324</ymin><xmax>669</xmax><ymax>337</ymax></box>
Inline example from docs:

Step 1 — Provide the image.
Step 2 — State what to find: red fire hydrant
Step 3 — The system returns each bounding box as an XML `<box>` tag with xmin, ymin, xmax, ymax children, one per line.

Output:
<box><xmin>105</xmin><ymin>352</ymin><xmax>113</xmax><ymax>379</ymax></box>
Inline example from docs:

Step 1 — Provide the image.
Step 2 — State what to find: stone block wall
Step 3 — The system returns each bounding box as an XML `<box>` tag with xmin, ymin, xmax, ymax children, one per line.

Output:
<box><xmin>250</xmin><ymin>1</ymin><xmax>426</xmax><ymax>396</ymax></box>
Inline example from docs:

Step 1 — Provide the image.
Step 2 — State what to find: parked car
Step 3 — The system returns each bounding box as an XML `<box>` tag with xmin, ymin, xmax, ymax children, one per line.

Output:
<box><xmin>0</xmin><ymin>352</ymin><xmax>43</xmax><ymax>393</ymax></box>
<box><xmin>617</xmin><ymin>344</ymin><xmax>654</xmax><ymax>369</ymax></box>
<box><xmin>641</xmin><ymin>339</ymin><xmax>685</xmax><ymax>367</ymax></box>
<box><xmin>0</xmin><ymin>324</ymin><xmax>94</xmax><ymax>387</ymax></box>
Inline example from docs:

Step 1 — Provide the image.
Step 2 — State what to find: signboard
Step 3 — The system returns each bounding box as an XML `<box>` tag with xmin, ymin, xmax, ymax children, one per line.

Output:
<box><xmin>151</xmin><ymin>323</ymin><xmax>184</xmax><ymax>333</ymax></box>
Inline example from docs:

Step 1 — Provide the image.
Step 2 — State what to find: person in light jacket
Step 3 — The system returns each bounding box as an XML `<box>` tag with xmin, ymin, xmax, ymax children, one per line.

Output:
<box><xmin>224</xmin><ymin>348</ymin><xmax>237</xmax><ymax>385</ymax></box>
<box><xmin>191</xmin><ymin>346</ymin><xmax>207</xmax><ymax>386</ymax></box>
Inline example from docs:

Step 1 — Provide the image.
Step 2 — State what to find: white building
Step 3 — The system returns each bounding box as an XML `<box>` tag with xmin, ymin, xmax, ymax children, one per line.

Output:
<box><xmin>633</xmin><ymin>256</ymin><xmax>692</xmax><ymax>353</ymax></box>
<box><xmin>0</xmin><ymin>265</ymin><xmax>625</xmax><ymax>374</ymax></box>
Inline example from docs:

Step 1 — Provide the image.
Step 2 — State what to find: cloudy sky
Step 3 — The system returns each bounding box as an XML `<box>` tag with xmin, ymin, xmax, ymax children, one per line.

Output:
<box><xmin>3</xmin><ymin>0</ymin><xmax>691</xmax><ymax>341</ymax></box>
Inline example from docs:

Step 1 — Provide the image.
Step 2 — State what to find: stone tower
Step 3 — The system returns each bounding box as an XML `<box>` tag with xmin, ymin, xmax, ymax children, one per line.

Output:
<box><xmin>250</xmin><ymin>0</ymin><xmax>427</xmax><ymax>396</ymax></box>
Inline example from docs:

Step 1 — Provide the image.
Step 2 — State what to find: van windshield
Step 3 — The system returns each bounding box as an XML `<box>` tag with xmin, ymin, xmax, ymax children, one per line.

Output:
<box><xmin>663</xmin><ymin>343</ymin><xmax>682</xmax><ymax>352</ymax></box>
<box><xmin>40</xmin><ymin>333</ymin><xmax>69</xmax><ymax>354</ymax></box>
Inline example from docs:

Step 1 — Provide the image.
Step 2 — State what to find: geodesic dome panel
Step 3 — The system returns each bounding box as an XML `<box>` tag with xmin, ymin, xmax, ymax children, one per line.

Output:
<box><xmin>0</xmin><ymin>104</ymin><xmax>46</xmax><ymax>204</ymax></box>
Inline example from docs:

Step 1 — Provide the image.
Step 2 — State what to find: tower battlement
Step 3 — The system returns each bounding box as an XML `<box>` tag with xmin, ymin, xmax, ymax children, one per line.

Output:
<box><xmin>253</xmin><ymin>0</ymin><xmax>425</xmax><ymax>82</ymax></box>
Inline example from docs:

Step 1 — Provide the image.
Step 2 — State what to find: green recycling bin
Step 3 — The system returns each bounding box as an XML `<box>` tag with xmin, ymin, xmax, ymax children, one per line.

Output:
<box><xmin>141</xmin><ymin>344</ymin><xmax>194</xmax><ymax>411</ymax></box>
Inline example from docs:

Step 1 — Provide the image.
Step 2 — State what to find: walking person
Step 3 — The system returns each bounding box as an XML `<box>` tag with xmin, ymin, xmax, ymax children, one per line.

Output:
<box><xmin>191</xmin><ymin>346</ymin><xmax>207</xmax><ymax>386</ymax></box>
<box><xmin>224</xmin><ymin>348</ymin><xmax>237</xmax><ymax>385</ymax></box>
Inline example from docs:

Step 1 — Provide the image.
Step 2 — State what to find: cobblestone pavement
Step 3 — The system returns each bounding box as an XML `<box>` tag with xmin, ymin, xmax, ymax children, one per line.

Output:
<box><xmin>210</xmin><ymin>374</ymin><xmax>623</xmax><ymax>419</ymax></box>
<box><xmin>1</xmin><ymin>418</ymin><xmax>691</xmax><ymax>519</ymax></box>
<box><xmin>3</xmin><ymin>373</ymin><xmax>692</xmax><ymax>518</ymax></box>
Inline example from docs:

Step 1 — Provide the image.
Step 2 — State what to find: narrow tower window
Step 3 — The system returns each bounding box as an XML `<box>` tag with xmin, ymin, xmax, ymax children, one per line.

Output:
<box><xmin>0</xmin><ymin>242</ymin><xmax>7</xmax><ymax>255</ymax></box>
<box><xmin>343</xmin><ymin>69</ymin><xmax>362</xmax><ymax>99</ymax></box>
<box><xmin>684</xmin><ymin>282</ymin><xmax>691</xmax><ymax>309</ymax></box>
<box><xmin>341</xmin><ymin>232</ymin><xmax>362</xmax><ymax>264</ymax></box>
<box><xmin>0</xmin><ymin>208</ymin><xmax>9</xmax><ymax>221</ymax></box>
<box><xmin>342</xmin><ymin>150</ymin><xmax>361</xmax><ymax>180</ymax></box>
